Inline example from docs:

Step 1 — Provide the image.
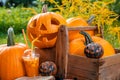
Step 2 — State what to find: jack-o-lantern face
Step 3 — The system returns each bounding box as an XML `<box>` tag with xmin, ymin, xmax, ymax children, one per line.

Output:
<box><xmin>27</xmin><ymin>12</ymin><xmax>66</xmax><ymax>48</ymax></box>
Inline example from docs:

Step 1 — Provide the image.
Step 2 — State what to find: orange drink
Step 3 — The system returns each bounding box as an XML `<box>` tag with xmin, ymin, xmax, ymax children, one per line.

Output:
<box><xmin>23</xmin><ymin>53</ymin><xmax>40</xmax><ymax>77</ymax></box>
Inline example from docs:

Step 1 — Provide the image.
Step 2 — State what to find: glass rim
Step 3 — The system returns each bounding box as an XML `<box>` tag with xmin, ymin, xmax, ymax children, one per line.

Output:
<box><xmin>22</xmin><ymin>53</ymin><xmax>40</xmax><ymax>58</ymax></box>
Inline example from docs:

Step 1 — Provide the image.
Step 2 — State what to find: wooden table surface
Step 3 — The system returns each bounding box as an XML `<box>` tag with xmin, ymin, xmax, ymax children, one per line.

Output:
<box><xmin>15</xmin><ymin>76</ymin><xmax>55</xmax><ymax>80</ymax></box>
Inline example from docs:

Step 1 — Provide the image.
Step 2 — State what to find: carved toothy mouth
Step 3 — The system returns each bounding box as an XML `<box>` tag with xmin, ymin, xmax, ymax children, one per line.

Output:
<box><xmin>38</xmin><ymin>32</ymin><xmax>58</xmax><ymax>41</ymax></box>
<box><xmin>29</xmin><ymin>32</ymin><xmax>58</xmax><ymax>42</ymax></box>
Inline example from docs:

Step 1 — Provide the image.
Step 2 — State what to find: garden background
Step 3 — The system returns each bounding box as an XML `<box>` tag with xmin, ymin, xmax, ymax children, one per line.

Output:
<box><xmin>0</xmin><ymin>0</ymin><xmax>120</xmax><ymax>48</ymax></box>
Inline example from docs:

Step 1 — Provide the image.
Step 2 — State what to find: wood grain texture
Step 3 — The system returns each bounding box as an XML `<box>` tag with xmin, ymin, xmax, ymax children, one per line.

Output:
<box><xmin>34</xmin><ymin>25</ymin><xmax>120</xmax><ymax>80</ymax></box>
<box><xmin>15</xmin><ymin>76</ymin><xmax>55</xmax><ymax>80</ymax></box>
<box><xmin>55</xmin><ymin>25</ymin><xmax>120</xmax><ymax>80</ymax></box>
<box><xmin>35</xmin><ymin>47</ymin><xmax>56</xmax><ymax>64</ymax></box>
<box><xmin>55</xmin><ymin>25</ymin><xmax>69</xmax><ymax>78</ymax></box>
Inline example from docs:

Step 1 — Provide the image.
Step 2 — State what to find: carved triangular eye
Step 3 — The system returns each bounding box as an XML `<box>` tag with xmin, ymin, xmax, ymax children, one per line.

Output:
<box><xmin>40</xmin><ymin>24</ymin><xmax>47</xmax><ymax>30</ymax></box>
<box><xmin>51</xmin><ymin>18</ymin><xmax>60</xmax><ymax>25</ymax></box>
<box><xmin>30</xmin><ymin>19</ymin><xmax>37</xmax><ymax>28</ymax></box>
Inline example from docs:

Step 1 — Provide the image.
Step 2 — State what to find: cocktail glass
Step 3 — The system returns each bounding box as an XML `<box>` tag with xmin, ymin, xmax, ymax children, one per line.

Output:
<box><xmin>23</xmin><ymin>53</ymin><xmax>40</xmax><ymax>77</ymax></box>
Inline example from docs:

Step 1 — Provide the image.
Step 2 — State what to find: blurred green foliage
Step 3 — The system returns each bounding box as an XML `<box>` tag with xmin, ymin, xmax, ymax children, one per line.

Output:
<box><xmin>4</xmin><ymin>0</ymin><xmax>37</xmax><ymax>7</ymax></box>
<box><xmin>90</xmin><ymin>0</ymin><xmax>120</xmax><ymax>18</ymax></box>
<box><xmin>0</xmin><ymin>32</ymin><xmax>23</xmax><ymax>44</ymax></box>
<box><xmin>109</xmin><ymin>0</ymin><xmax>120</xmax><ymax>15</ymax></box>
<box><xmin>0</xmin><ymin>7</ymin><xmax>32</xmax><ymax>34</ymax></box>
<box><xmin>0</xmin><ymin>5</ymin><xmax>42</xmax><ymax>34</ymax></box>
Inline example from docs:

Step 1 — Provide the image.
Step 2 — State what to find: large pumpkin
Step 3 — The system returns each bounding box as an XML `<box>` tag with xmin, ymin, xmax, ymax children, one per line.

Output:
<box><xmin>27</xmin><ymin>12</ymin><xmax>66</xmax><ymax>48</ymax></box>
<box><xmin>67</xmin><ymin>17</ymin><xmax>94</xmax><ymax>41</ymax></box>
<box><xmin>0</xmin><ymin>27</ymin><xmax>28</xmax><ymax>80</ymax></box>
<box><xmin>69</xmin><ymin>31</ymin><xmax>115</xmax><ymax>57</ymax></box>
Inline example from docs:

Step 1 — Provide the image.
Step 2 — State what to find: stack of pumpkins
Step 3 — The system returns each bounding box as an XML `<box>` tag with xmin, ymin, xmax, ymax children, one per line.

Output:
<box><xmin>0</xmin><ymin>7</ymin><xmax>115</xmax><ymax>80</ymax></box>
<box><xmin>66</xmin><ymin>17</ymin><xmax>115</xmax><ymax>58</ymax></box>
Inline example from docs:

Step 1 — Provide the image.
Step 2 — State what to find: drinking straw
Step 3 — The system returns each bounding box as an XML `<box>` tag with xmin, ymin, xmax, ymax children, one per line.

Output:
<box><xmin>31</xmin><ymin>35</ymin><xmax>41</xmax><ymax>52</ymax></box>
<box><xmin>22</xmin><ymin>29</ymin><xmax>29</xmax><ymax>48</ymax></box>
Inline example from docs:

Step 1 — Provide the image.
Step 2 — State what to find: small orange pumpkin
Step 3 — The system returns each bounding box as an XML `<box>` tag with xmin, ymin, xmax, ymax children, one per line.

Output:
<box><xmin>27</xmin><ymin>12</ymin><xmax>66</xmax><ymax>48</ymax></box>
<box><xmin>0</xmin><ymin>27</ymin><xmax>28</xmax><ymax>80</ymax></box>
<box><xmin>67</xmin><ymin>17</ymin><xmax>94</xmax><ymax>41</ymax></box>
<box><xmin>69</xmin><ymin>31</ymin><xmax>115</xmax><ymax>57</ymax></box>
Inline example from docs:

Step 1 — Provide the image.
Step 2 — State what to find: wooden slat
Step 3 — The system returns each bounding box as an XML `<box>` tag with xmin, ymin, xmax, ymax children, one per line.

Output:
<box><xmin>68</xmin><ymin>55</ymin><xmax>99</xmax><ymax>71</ymax></box>
<box><xmin>99</xmin><ymin>64</ymin><xmax>120</xmax><ymax>80</ymax></box>
<box><xmin>55</xmin><ymin>25</ymin><xmax>69</xmax><ymax>78</ymax></box>
<box><xmin>67</xmin><ymin>73</ymin><xmax>92</xmax><ymax>80</ymax></box>
<box><xmin>68</xmin><ymin>26</ymin><xmax>97</xmax><ymax>31</ymax></box>
<box><xmin>15</xmin><ymin>76</ymin><xmax>55</xmax><ymax>80</ymax></box>
<box><xmin>98</xmin><ymin>52</ymin><xmax>120</xmax><ymax>80</ymax></box>
<box><xmin>35</xmin><ymin>47</ymin><xmax>56</xmax><ymax>64</ymax></box>
<box><xmin>99</xmin><ymin>53</ymin><xmax>120</xmax><ymax>68</ymax></box>
<box><xmin>115</xmin><ymin>49</ymin><xmax>120</xmax><ymax>53</ymax></box>
<box><xmin>67</xmin><ymin>55</ymin><xmax>99</xmax><ymax>80</ymax></box>
<box><xmin>67</xmin><ymin>25</ymin><xmax>103</xmax><ymax>38</ymax></box>
<box><xmin>67</xmin><ymin>67</ymin><xmax>98</xmax><ymax>80</ymax></box>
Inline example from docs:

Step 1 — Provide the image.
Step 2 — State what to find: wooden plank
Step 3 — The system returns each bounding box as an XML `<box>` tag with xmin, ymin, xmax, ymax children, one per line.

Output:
<box><xmin>115</xmin><ymin>48</ymin><xmax>120</xmax><ymax>53</ymax></box>
<box><xmin>67</xmin><ymin>73</ymin><xmax>92</xmax><ymax>80</ymax></box>
<box><xmin>68</xmin><ymin>26</ymin><xmax>97</xmax><ymax>31</ymax></box>
<box><xmin>68</xmin><ymin>55</ymin><xmax>99</xmax><ymax>71</ymax></box>
<box><xmin>35</xmin><ymin>47</ymin><xmax>56</xmax><ymax>64</ymax></box>
<box><xmin>98</xmin><ymin>51</ymin><xmax>120</xmax><ymax>80</ymax></box>
<box><xmin>99</xmin><ymin>63</ymin><xmax>120</xmax><ymax>80</ymax></box>
<box><xmin>67</xmin><ymin>69</ymin><xmax>98</xmax><ymax>80</ymax></box>
<box><xmin>67</xmin><ymin>66</ymin><xmax>98</xmax><ymax>80</ymax></box>
<box><xmin>67</xmin><ymin>25</ymin><xmax>103</xmax><ymax>38</ymax></box>
<box><xmin>15</xmin><ymin>76</ymin><xmax>55</xmax><ymax>80</ymax></box>
<box><xmin>55</xmin><ymin>25</ymin><xmax>69</xmax><ymax>78</ymax></box>
<box><xmin>99</xmin><ymin>53</ymin><xmax>120</xmax><ymax>68</ymax></box>
<box><xmin>66</xmin><ymin>55</ymin><xmax>99</xmax><ymax>80</ymax></box>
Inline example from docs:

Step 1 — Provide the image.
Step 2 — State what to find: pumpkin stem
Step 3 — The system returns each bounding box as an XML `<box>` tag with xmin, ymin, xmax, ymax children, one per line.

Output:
<box><xmin>87</xmin><ymin>15</ymin><xmax>95</xmax><ymax>25</ymax></box>
<box><xmin>42</xmin><ymin>4</ymin><xmax>48</xmax><ymax>13</ymax></box>
<box><xmin>7</xmin><ymin>27</ymin><xmax>15</xmax><ymax>46</ymax></box>
<box><xmin>80</xmin><ymin>31</ymin><xmax>93</xmax><ymax>45</ymax></box>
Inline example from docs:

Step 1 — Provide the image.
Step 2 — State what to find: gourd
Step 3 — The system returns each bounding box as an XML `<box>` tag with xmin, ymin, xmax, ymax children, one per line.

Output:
<box><xmin>69</xmin><ymin>31</ymin><xmax>115</xmax><ymax>57</ymax></box>
<box><xmin>39</xmin><ymin>61</ymin><xmax>57</xmax><ymax>76</ymax></box>
<box><xmin>67</xmin><ymin>16</ymin><xmax>94</xmax><ymax>41</ymax></box>
<box><xmin>0</xmin><ymin>27</ymin><xmax>28</xmax><ymax>80</ymax></box>
<box><xmin>27</xmin><ymin>5</ymin><xmax>66</xmax><ymax>48</ymax></box>
<box><xmin>80</xmin><ymin>31</ymin><xmax>104</xmax><ymax>58</ymax></box>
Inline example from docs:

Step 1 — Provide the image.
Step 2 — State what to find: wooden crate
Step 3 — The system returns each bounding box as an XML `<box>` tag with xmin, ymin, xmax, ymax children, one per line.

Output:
<box><xmin>55</xmin><ymin>25</ymin><xmax>120</xmax><ymax>80</ymax></box>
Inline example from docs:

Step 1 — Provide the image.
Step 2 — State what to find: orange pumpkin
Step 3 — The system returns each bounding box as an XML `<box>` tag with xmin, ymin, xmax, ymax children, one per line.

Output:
<box><xmin>69</xmin><ymin>31</ymin><xmax>115</xmax><ymax>57</ymax></box>
<box><xmin>0</xmin><ymin>27</ymin><xmax>28</xmax><ymax>80</ymax></box>
<box><xmin>67</xmin><ymin>17</ymin><xmax>94</xmax><ymax>41</ymax></box>
<box><xmin>27</xmin><ymin>12</ymin><xmax>66</xmax><ymax>48</ymax></box>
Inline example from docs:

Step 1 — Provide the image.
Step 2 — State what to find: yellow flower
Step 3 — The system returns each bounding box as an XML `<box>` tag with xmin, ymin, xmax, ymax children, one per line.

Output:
<box><xmin>108</xmin><ymin>26</ymin><xmax>120</xmax><ymax>40</ymax></box>
<box><xmin>22</xmin><ymin>8</ymin><xmax>37</xmax><ymax>15</ymax></box>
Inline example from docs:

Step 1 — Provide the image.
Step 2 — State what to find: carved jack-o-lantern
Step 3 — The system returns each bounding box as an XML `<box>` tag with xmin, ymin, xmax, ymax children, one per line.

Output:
<box><xmin>27</xmin><ymin>12</ymin><xmax>66</xmax><ymax>48</ymax></box>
